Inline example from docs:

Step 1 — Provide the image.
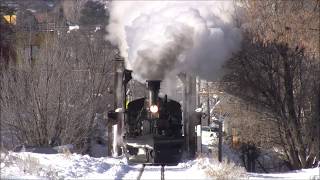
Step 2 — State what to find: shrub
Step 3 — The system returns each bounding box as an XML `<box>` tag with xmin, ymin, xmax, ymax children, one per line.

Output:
<box><xmin>197</xmin><ymin>156</ymin><xmax>248</xmax><ymax>180</ymax></box>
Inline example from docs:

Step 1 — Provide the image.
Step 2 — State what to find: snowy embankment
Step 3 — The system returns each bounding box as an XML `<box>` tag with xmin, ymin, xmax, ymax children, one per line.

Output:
<box><xmin>1</xmin><ymin>151</ymin><xmax>319</xmax><ymax>180</ymax></box>
<box><xmin>1</xmin><ymin>151</ymin><xmax>207</xmax><ymax>179</ymax></box>
<box><xmin>249</xmin><ymin>168</ymin><xmax>320</xmax><ymax>180</ymax></box>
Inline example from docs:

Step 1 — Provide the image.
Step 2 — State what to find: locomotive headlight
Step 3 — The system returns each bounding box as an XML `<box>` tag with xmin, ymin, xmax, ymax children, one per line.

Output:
<box><xmin>150</xmin><ymin>105</ymin><xmax>158</xmax><ymax>113</ymax></box>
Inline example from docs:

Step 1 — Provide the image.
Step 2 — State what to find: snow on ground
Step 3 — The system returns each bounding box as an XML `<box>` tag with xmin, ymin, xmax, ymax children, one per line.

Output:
<box><xmin>0</xmin><ymin>152</ymin><xmax>207</xmax><ymax>180</ymax></box>
<box><xmin>249</xmin><ymin>168</ymin><xmax>320</xmax><ymax>180</ymax></box>
<box><xmin>1</xmin><ymin>151</ymin><xmax>319</xmax><ymax>180</ymax></box>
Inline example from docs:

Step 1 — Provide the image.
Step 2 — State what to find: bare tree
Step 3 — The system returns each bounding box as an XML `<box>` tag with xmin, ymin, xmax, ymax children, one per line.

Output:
<box><xmin>1</xmin><ymin>29</ymin><xmax>116</xmax><ymax>153</ymax></box>
<box><xmin>223</xmin><ymin>0</ymin><xmax>320</xmax><ymax>169</ymax></box>
<box><xmin>62</xmin><ymin>0</ymin><xmax>89</xmax><ymax>24</ymax></box>
<box><xmin>224</xmin><ymin>35</ymin><xmax>319</xmax><ymax>169</ymax></box>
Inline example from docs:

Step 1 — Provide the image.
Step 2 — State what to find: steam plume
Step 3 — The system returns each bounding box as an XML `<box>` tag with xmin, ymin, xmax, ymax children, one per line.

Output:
<box><xmin>107</xmin><ymin>1</ymin><xmax>242</xmax><ymax>81</ymax></box>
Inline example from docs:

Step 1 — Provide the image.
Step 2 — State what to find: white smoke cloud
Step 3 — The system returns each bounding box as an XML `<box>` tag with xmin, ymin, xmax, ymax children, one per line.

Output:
<box><xmin>107</xmin><ymin>1</ymin><xmax>242</xmax><ymax>82</ymax></box>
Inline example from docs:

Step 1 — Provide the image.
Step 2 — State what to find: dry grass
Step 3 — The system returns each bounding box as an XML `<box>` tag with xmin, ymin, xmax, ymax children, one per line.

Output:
<box><xmin>0</xmin><ymin>149</ymin><xmax>10</xmax><ymax>168</ymax></box>
<box><xmin>1</xmin><ymin>149</ymin><xmax>17</xmax><ymax>169</ymax></box>
<box><xmin>2</xmin><ymin>152</ymin><xmax>63</xmax><ymax>179</ymax></box>
<box><xmin>197</xmin><ymin>155</ymin><xmax>248</xmax><ymax>180</ymax></box>
<box><xmin>16</xmin><ymin>154</ymin><xmax>42</xmax><ymax>175</ymax></box>
<box><xmin>42</xmin><ymin>166</ymin><xmax>61</xmax><ymax>179</ymax></box>
<box><xmin>62</xmin><ymin>147</ymin><xmax>72</xmax><ymax>159</ymax></box>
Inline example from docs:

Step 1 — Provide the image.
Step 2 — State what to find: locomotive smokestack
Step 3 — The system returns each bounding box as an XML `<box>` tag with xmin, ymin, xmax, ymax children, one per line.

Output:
<box><xmin>147</xmin><ymin>80</ymin><xmax>161</xmax><ymax>107</ymax></box>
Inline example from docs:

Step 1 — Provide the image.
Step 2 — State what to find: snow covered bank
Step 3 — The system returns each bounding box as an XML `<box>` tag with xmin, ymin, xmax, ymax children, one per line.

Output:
<box><xmin>249</xmin><ymin>168</ymin><xmax>320</xmax><ymax>180</ymax></box>
<box><xmin>0</xmin><ymin>152</ymin><xmax>207</xmax><ymax>179</ymax></box>
<box><xmin>1</xmin><ymin>151</ymin><xmax>319</xmax><ymax>180</ymax></box>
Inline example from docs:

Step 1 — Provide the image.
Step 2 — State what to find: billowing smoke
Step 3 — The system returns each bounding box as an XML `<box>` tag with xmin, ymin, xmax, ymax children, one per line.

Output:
<box><xmin>107</xmin><ymin>1</ymin><xmax>242</xmax><ymax>82</ymax></box>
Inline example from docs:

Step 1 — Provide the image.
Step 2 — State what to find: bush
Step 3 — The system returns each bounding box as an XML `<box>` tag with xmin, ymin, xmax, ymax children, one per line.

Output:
<box><xmin>197</xmin><ymin>156</ymin><xmax>248</xmax><ymax>180</ymax></box>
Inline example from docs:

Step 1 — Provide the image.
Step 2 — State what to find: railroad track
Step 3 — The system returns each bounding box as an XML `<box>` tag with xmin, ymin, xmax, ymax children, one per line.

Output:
<box><xmin>137</xmin><ymin>164</ymin><xmax>145</xmax><ymax>180</ymax></box>
<box><xmin>161</xmin><ymin>165</ymin><xmax>164</xmax><ymax>180</ymax></box>
<box><xmin>137</xmin><ymin>164</ymin><xmax>165</xmax><ymax>180</ymax></box>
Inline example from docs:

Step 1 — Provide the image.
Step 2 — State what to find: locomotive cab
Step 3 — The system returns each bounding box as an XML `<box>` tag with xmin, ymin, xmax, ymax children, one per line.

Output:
<box><xmin>123</xmin><ymin>80</ymin><xmax>184</xmax><ymax>164</ymax></box>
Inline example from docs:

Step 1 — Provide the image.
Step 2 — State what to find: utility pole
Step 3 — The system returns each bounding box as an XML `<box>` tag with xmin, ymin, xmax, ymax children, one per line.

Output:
<box><xmin>213</xmin><ymin>119</ymin><xmax>222</xmax><ymax>162</ymax></box>
<box><xmin>206</xmin><ymin>81</ymin><xmax>210</xmax><ymax>126</ymax></box>
<box><xmin>218</xmin><ymin>120</ymin><xmax>222</xmax><ymax>162</ymax></box>
<box><xmin>197</xmin><ymin>77</ymin><xmax>201</xmax><ymax>107</ymax></box>
<box><xmin>196</xmin><ymin>77</ymin><xmax>202</xmax><ymax>154</ymax></box>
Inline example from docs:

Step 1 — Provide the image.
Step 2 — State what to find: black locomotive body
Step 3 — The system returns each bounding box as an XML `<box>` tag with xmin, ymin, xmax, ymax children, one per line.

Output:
<box><xmin>123</xmin><ymin>81</ymin><xmax>184</xmax><ymax>164</ymax></box>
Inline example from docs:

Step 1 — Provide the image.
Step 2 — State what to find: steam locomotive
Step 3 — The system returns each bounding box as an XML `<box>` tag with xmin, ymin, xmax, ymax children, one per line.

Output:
<box><xmin>124</xmin><ymin>80</ymin><xmax>184</xmax><ymax>164</ymax></box>
<box><xmin>109</xmin><ymin>71</ymin><xmax>184</xmax><ymax>164</ymax></box>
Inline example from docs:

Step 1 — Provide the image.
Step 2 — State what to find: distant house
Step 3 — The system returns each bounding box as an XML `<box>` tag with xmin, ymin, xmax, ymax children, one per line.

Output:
<box><xmin>0</xmin><ymin>15</ymin><xmax>16</xmax><ymax>66</ymax></box>
<box><xmin>1</xmin><ymin>0</ymin><xmax>67</xmax><ymax>65</ymax></box>
<box><xmin>3</xmin><ymin>14</ymin><xmax>16</xmax><ymax>25</ymax></box>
